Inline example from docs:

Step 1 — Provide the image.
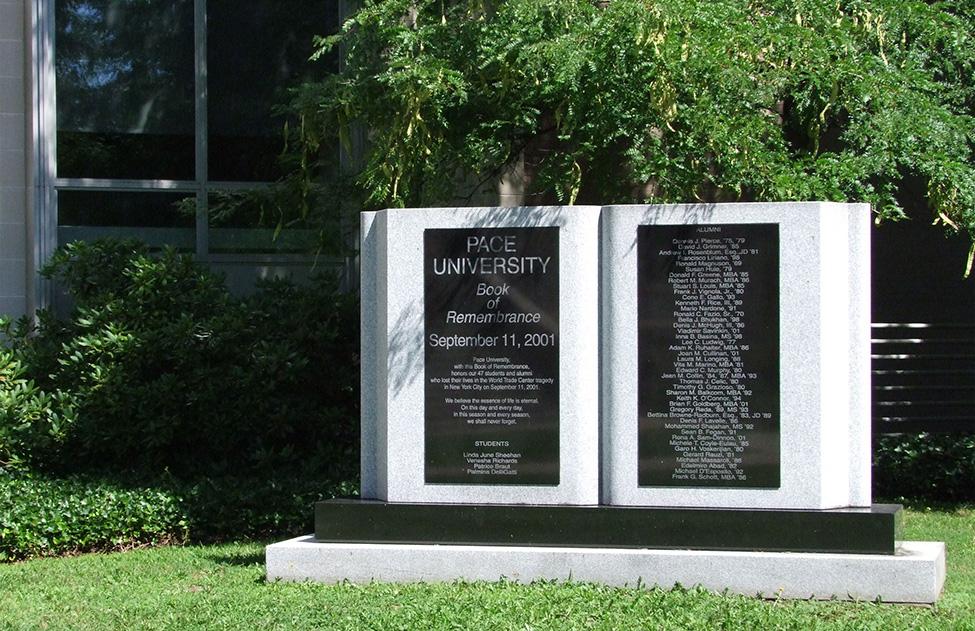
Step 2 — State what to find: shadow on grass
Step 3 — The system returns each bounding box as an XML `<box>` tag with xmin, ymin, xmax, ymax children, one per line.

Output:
<box><xmin>206</xmin><ymin>550</ymin><xmax>271</xmax><ymax>585</ymax></box>
<box><xmin>874</xmin><ymin>498</ymin><xmax>974</xmax><ymax>513</ymax></box>
<box><xmin>206</xmin><ymin>551</ymin><xmax>267</xmax><ymax>567</ymax></box>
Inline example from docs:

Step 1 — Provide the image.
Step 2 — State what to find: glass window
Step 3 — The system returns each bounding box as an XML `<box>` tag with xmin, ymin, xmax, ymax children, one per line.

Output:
<box><xmin>57</xmin><ymin>190</ymin><xmax>195</xmax><ymax>250</ymax></box>
<box><xmin>55</xmin><ymin>0</ymin><xmax>196</xmax><ymax>180</ymax></box>
<box><xmin>207</xmin><ymin>192</ymin><xmax>318</xmax><ymax>254</ymax></box>
<box><xmin>207</xmin><ymin>0</ymin><xmax>338</xmax><ymax>182</ymax></box>
<box><xmin>47</xmin><ymin>0</ymin><xmax>341</xmax><ymax>269</ymax></box>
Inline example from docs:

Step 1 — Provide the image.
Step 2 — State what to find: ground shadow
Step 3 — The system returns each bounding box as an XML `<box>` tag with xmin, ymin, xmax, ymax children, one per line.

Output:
<box><xmin>206</xmin><ymin>550</ymin><xmax>267</xmax><ymax>567</ymax></box>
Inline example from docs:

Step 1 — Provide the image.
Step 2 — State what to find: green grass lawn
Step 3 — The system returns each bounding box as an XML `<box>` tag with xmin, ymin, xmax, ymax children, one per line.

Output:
<box><xmin>1</xmin><ymin>507</ymin><xmax>972</xmax><ymax>630</ymax></box>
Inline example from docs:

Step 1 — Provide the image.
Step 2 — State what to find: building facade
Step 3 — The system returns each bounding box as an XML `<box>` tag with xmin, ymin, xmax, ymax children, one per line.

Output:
<box><xmin>0</xmin><ymin>0</ymin><xmax>29</xmax><ymax>316</ymax></box>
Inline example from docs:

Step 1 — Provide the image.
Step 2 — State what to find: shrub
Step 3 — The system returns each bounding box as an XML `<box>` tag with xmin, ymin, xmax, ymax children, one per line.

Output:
<box><xmin>1</xmin><ymin>239</ymin><xmax>359</xmax><ymax>481</ymax></box>
<box><xmin>172</xmin><ymin>473</ymin><xmax>358</xmax><ymax>542</ymax></box>
<box><xmin>0</xmin><ymin>239</ymin><xmax>360</xmax><ymax>552</ymax></box>
<box><xmin>0</xmin><ymin>335</ymin><xmax>76</xmax><ymax>472</ymax></box>
<box><xmin>873</xmin><ymin>432</ymin><xmax>975</xmax><ymax>502</ymax></box>
<box><xmin>0</xmin><ymin>467</ymin><xmax>361</xmax><ymax>560</ymax></box>
<box><xmin>0</xmin><ymin>472</ymin><xmax>187</xmax><ymax>561</ymax></box>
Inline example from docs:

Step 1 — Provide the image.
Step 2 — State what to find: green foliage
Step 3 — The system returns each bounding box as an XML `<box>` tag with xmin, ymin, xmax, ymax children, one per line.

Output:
<box><xmin>0</xmin><ymin>239</ymin><xmax>360</xmax><ymax>558</ymax></box>
<box><xmin>201</xmin><ymin>160</ymin><xmax>362</xmax><ymax>260</ymax></box>
<box><xmin>874</xmin><ymin>432</ymin><xmax>975</xmax><ymax>502</ymax></box>
<box><xmin>0</xmin><ymin>330</ymin><xmax>76</xmax><ymax>472</ymax></box>
<box><xmin>172</xmin><ymin>473</ymin><xmax>357</xmax><ymax>543</ymax></box>
<box><xmin>295</xmin><ymin>0</ymin><xmax>975</xmax><ymax>267</ymax></box>
<box><xmin>0</xmin><ymin>472</ymin><xmax>187</xmax><ymax>561</ymax></box>
<box><xmin>0</xmin><ymin>470</ymin><xmax>356</xmax><ymax>561</ymax></box>
<box><xmin>1</xmin><ymin>239</ymin><xmax>359</xmax><ymax>480</ymax></box>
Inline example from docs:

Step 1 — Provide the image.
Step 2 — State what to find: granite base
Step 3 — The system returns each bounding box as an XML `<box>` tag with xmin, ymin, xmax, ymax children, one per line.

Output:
<box><xmin>265</xmin><ymin>537</ymin><xmax>945</xmax><ymax>604</ymax></box>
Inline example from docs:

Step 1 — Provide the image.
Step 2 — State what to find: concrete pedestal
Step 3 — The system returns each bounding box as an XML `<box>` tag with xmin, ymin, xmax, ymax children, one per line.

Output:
<box><xmin>266</xmin><ymin>537</ymin><xmax>945</xmax><ymax>604</ymax></box>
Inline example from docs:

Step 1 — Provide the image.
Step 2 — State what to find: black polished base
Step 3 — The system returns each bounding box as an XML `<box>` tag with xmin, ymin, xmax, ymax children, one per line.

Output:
<box><xmin>314</xmin><ymin>500</ymin><xmax>902</xmax><ymax>555</ymax></box>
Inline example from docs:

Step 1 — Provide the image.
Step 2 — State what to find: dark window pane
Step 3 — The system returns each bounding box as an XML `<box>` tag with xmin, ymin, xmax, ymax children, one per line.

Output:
<box><xmin>207</xmin><ymin>0</ymin><xmax>338</xmax><ymax>182</ymax></box>
<box><xmin>207</xmin><ymin>225</ymin><xmax>319</xmax><ymax>255</ymax></box>
<box><xmin>207</xmin><ymin>191</ymin><xmax>317</xmax><ymax>254</ymax></box>
<box><xmin>57</xmin><ymin>190</ymin><xmax>195</xmax><ymax>250</ymax></box>
<box><xmin>56</xmin><ymin>0</ymin><xmax>195</xmax><ymax>180</ymax></box>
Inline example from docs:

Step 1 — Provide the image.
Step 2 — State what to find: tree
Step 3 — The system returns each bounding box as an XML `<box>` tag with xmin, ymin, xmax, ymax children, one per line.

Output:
<box><xmin>292</xmin><ymin>0</ymin><xmax>975</xmax><ymax>272</ymax></box>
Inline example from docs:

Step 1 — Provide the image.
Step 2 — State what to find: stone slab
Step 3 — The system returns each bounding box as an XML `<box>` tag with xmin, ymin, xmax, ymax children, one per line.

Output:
<box><xmin>847</xmin><ymin>205</ymin><xmax>872</xmax><ymax>506</ymax></box>
<box><xmin>266</xmin><ymin>538</ymin><xmax>945</xmax><ymax>604</ymax></box>
<box><xmin>314</xmin><ymin>499</ymin><xmax>902</xmax><ymax>555</ymax></box>
<box><xmin>361</xmin><ymin>206</ymin><xmax>601</xmax><ymax>504</ymax></box>
<box><xmin>601</xmin><ymin>202</ymin><xmax>871</xmax><ymax>509</ymax></box>
<box><xmin>360</xmin><ymin>210</ymin><xmax>381</xmax><ymax>499</ymax></box>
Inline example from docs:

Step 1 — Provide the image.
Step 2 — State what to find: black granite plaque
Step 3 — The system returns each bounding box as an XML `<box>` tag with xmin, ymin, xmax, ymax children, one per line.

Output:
<box><xmin>424</xmin><ymin>227</ymin><xmax>559</xmax><ymax>485</ymax></box>
<box><xmin>638</xmin><ymin>223</ymin><xmax>779</xmax><ymax>488</ymax></box>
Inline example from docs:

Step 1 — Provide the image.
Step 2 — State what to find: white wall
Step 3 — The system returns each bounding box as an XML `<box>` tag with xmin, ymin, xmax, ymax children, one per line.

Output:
<box><xmin>0</xmin><ymin>0</ymin><xmax>28</xmax><ymax>317</ymax></box>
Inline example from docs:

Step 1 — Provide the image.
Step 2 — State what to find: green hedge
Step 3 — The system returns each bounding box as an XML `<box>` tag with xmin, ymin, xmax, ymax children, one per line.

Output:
<box><xmin>170</xmin><ymin>472</ymin><xmax>358</xmax><ymax>543</ymax></box>
<box><xmin>873</xmin><ymin>433</ymin><xmax>975</xmax><ymax>502</ymax></box>
<box><xmin>0</xmin><ymin>471</ymin><xmax>359</xmax><ymax>561</ymax></box>
<box><xmin>0</xmin><ymin>473</ymin><xmax>187</xmax><ymax>561</ymax></box>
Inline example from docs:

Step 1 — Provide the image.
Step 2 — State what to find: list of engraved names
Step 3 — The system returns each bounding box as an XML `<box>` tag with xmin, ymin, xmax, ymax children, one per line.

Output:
<box><xmin>638</xmin><ymin>224</ymin><xmax>780</xmax><ymax>488</ymax></box>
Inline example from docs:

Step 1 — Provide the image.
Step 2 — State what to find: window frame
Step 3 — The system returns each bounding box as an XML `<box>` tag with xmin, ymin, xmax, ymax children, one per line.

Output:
<box><xmin>31</xmin><ymin>0</ymin><xmax>342</xmax><ymax>309</ymax></box>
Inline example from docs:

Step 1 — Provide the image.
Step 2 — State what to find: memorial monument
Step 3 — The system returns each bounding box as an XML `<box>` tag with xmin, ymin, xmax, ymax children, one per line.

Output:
<box><xmin>267</xmin><ymin>203</ymin><xmax>945</xmax><ymax>603</ymax></box>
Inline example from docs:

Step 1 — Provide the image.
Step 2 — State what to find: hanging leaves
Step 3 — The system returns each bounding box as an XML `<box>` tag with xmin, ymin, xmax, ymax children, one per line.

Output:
<box><xmin>295</xmin><ymin>0</ymin><xmax>975</xmax><ymax>268</ymax></box>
